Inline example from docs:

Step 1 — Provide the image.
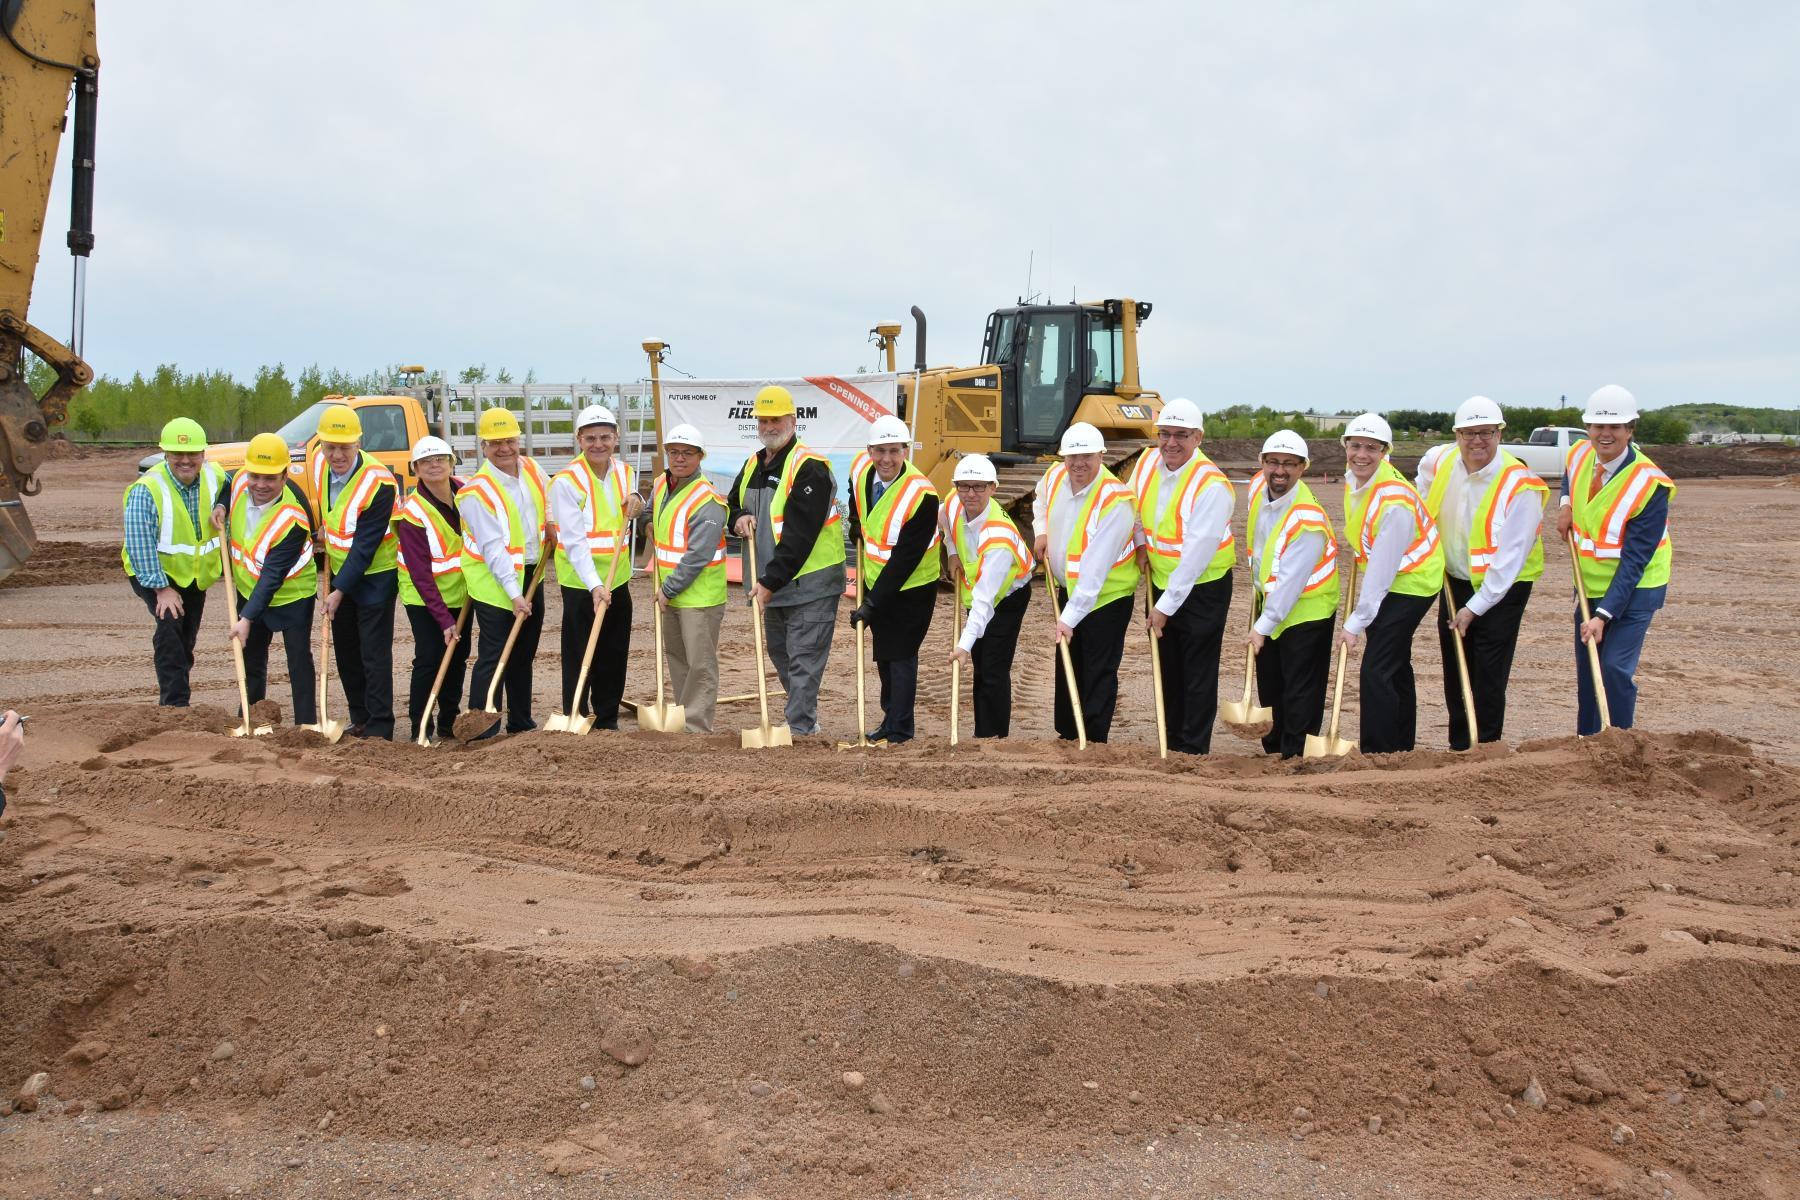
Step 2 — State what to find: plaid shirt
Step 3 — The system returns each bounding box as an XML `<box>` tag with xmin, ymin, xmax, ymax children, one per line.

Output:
<box><xmin>124</xmin><ymin>470</ymin><xmax>205</xmax><ymax>589</ymax></box>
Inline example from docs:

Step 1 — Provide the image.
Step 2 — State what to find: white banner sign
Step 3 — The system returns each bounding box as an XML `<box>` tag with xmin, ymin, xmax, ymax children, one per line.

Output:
<box><xmin>661</xmin><ymin>373</ymin><xmax>899</xmax><ymax>503</ymax></box>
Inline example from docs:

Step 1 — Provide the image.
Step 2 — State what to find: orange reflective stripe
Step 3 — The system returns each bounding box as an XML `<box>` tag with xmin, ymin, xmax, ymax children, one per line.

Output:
<box><xmin>1274</xmin><ymin>502</ymin><xmax>1337</xmax><ymax>592</ymax></box>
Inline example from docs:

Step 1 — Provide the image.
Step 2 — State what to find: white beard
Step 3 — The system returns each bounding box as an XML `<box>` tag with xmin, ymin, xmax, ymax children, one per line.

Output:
<box><xmin>758</xmin><ymin>429</ymin><xmax>787</xmax><ymax>451</ymax></box>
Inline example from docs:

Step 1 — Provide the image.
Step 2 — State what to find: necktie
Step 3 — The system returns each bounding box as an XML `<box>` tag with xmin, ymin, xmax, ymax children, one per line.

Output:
<box><xmin>872</xmin><ymin>479</ymin><xmax>887</xmax><ymax>506</ymax></box>
<box><xmin>1587</xmin><ymin>462</ymin><xmax>1605</xmax><ymax>501</ymax></box>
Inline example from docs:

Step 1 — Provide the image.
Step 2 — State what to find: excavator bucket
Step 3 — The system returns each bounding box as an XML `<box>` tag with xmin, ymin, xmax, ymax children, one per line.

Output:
<box><xmin>0</xmin><ymin>492</ymin><xmax>38</xmax><ymax>587</ymax></box>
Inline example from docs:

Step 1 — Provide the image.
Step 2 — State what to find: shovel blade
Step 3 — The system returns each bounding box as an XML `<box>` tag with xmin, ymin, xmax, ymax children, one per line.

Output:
<box><xmin>1220</xmin><ymin>699</ymin><xmax>1271</xmax><ymax>725</ymax></box>
<box><xmin>1326</xmin><ymin>736</ymin><xmax>1357</xmax><ymax>757</ymax></box>
<box><xmin>741</xmin><ymin>723</ymin><xmax>793</xmax><ymax>750</ymax></box>
<box><xmin>569</xmin><ymin>715</ymin><xmax>596</xmax><ymax>736</ymax></box>
<box><xmin>636</xmin><ymin>703</ymin><xmax>684</xmax><ymax>733</ymax></box>
<box><xmin>300</xmin><ymin>720</ymin><xmax>345</xmax><ymax>745</ymax></box>
<box><xmin>543</xmin><ymin>713</ymin><xmax>573</xmax><ymax>732</ymax></box>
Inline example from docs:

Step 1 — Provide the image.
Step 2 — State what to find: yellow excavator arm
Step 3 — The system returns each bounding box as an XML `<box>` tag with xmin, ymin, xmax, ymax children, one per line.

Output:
<box><xmin>0</xmin><ymin>1</ymin><xmax>99</xmax><ymax>583</ymax></box>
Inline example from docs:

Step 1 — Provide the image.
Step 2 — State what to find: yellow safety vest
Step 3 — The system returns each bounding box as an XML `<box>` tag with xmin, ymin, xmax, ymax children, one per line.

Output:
<box><xmin>1420</xmin><ymin>446</ymin><xmax>1547</xmax><ymax>586</ymax></box>
<box><xmin>310</xmin><ymin>450</ymin><xmax>399</xmax><ymax>576</ymax></box>
<box><xmin>731</xmin><ymin>441</ymin><xmax>846</xmax><ymax>582</ymax></box>
<box><xmin>1343</xmin><ymin>460</ymin><xmax>1445</xmax><ymax>598</ymax></box>
<box><xmin>1566</xmin><ymin>441</ymin><xmax>1674</xmax><ymax>598</ymax></box>
<box><xmin>652</xmin><ymin>473</ymin><xmax>728</xmax><ymax>608</ymax></box>
<box><xmin>946</xmin><ymin>493</ymin><xmax>1032</xmax><ymax>609</ymax></box>
<box><xmin>1127</xmin><ymin>448</ymin><xmax>1235</xmax><ymax>589</ymax></box>
<box><xmin>1247</xmin><ymin>474</ymin><xmax>1339</xmax><ymax>638</ymax></box>
<box><xmin>851</xmin><ymin>454</ymin><xmax>941</xmax><ymax>592</ymax></box>
<box><xmin>457</xmin><ymin>458</ymin><xmax>551</xmax><ymax>607</ymax></box>
<box><xmin>227</xmin><ymin>473</ymin><xmax>314</xmax><ymax>607</ymax></box>
<box><xmin>1045</xmin><ymin>464</ymin><xmax>1140</xmax><ymax>608</ymax></box>
<box><xmin>120</xmin><ymin>461</ymin><xmax>228</xmax><ymax>589</ymax></box>
<box><xmin>395</xmin><ymin>488</ymin><xmax>468</xmax><ymax>610</ymax></box>
<box><xmin>553</xmin><ymin>457</ymin><xmax>635</xmax><ymax>591</ymax></box>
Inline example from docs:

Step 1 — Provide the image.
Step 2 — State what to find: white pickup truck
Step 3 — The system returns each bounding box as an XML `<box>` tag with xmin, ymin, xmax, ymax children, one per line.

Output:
<box><xmin>1501</xmin><ymin>426</ymin><xmax>1588</xmax><ymax>480</ymax></box>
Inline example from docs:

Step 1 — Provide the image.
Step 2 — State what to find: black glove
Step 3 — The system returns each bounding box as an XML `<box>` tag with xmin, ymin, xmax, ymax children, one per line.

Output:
<box><xmin>850</xmin><ymin>603</ymin><xmax>874</xmax><ymax>628</ymax></box>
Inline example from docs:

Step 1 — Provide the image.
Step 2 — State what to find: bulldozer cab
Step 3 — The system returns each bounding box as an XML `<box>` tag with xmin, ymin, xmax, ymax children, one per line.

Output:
<box><xmin>981</xmin><ymin>298</ymin><xmax>1152</xmax><ymax>453</ymax></box>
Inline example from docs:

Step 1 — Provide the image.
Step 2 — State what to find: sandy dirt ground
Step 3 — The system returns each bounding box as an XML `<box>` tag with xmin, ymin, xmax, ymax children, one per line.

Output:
<box><xmin>1</xmin><ymin>450</ymin><xmax>1796</xmax><ymax>1199</ymax></box>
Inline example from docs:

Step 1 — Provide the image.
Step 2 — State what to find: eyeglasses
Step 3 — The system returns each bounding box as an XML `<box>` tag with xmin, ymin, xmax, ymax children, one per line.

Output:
<box><xmin>1455</xmin><ymin>428</ymin><xmax>1501</xmax><ymax>441</ymax></box>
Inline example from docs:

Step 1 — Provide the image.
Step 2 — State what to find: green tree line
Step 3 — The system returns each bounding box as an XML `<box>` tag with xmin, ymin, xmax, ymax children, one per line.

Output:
<box><xmin>1651</xmin><ymin>403</ymin><xmax>1800</xmax><ymax>436</ymax></box>
<box><xmin>1384</xmin><ymin>406</ymin><xmax>1691</xmax><ymax>444</ymax></box>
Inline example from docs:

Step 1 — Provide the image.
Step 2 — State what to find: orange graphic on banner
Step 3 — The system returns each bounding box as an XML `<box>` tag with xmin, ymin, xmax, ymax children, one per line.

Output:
<box><xmin>804</xmin><ymin>376</ymin><xmax>894</xmax><ymax>423</ymax></box>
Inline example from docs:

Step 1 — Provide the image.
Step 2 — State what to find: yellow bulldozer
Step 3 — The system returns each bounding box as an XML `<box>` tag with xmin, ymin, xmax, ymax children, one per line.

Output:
<box><xmin>870</xmin><ymin>300</ymin><xmax>1163</xmax><ymax>537</ymax></box>
<box><xmin>0</xmin><ymin>0</ymin><xmax>98</xmax><ymax>584</ymax></box>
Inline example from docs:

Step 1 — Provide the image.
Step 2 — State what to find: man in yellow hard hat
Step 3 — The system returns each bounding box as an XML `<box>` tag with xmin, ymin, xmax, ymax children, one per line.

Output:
<box><xmin>122</xmin><ymin>417</ymin><xmax>227</xmax><ymax>706</ymax></box>
<box><xmin>457</xmin><ymin>406</ymin><xmax>554</xmax><ymax>736</ymax></box>
<box><xmin>211</xmin><ymin>434</ymin><xmax>318</xmax><ymax>725</ymax></box>
<box><xmin>307</xmin><ymin>404</ymin><xmax>401</xmax><ymax>739</ymax></box>
<box><xmin>551</xmin><ymin>404</ymin><xmax>642</xmax><ymax>730</ymax></box>
<box><xmin>727</xmin><ymin>385</ymin><xmax>846</xmax><ymax>737</ymax></box>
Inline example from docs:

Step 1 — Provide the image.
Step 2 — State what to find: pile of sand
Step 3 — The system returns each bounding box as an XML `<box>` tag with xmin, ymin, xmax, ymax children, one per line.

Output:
<box><xmin>2</xmin><ymin>706</ymin><xmax>1795</xmax><ymax>1196</ymax></box>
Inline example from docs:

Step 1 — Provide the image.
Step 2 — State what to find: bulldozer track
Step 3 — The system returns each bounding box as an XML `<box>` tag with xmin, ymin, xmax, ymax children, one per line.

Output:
<box><xmin>993</xmin><ymin>438</ymin><xmax>1154</xmax><ymax>540</ymax></box>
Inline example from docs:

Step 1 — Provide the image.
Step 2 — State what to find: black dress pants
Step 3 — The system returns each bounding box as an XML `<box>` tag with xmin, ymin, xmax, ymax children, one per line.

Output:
<box><xmin>1052</xmin><ymin>591</ymin><xmax>1133</xmax><ymax>744</ymax></box>
<box><xmin>1256</xmin><ymin>615</ymin><xmax>1333</xmax><ymax>759</ymax></box>
<box><xmin>560</xmin><ymin>583</ymin><xmax>632</xmax><ymax>730</ymax></box>
<box><xmin>1358</xmin><ymin>590</ymin><xmax>1436</xmax><ymax>753</ymax></box>
<box><xmin>971</xmin><ymin>583</ymin><xmax>1031</xmax><ymax>738</ymax></box>
<box><xmin>1153</xmin><ymin>574</ymin><xmax>1232</xmax><ymax>755</ymax></box>
<box><xmin>406</xmin><ymin>602</ymin><xmax>471</xmax><ymax>741</ymax></box>
<box><xmin>469</xmin><ymin>579</ymin><xmax>545</xmax><ymax>734</ymax></box>
<box><xmin>1437</xmin><ymin>576</ymin><xmax>1533</xmax><ymax>750</ymax></box>
<box><xmin>332</xmin><ymin>584</ymin><xmax>397</xmax><ymax>739</ymax></box>
<box><xmin>130</xmin><ymin>579</ymin><xmax>207</xmax><ymax>706</ymax></box>
<box><xmin>870</xmin><ymin>584</ymin><xmax>936</xmax><ymax>742</ymax></box>
<box><xmin>242</xmin><ymin>598</ymin><xmax>318</xmax><ymax>726</ymax></box>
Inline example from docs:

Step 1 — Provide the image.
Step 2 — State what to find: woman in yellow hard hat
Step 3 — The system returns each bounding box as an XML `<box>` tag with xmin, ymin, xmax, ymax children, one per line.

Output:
<box><xmin>210</xmin><ymin>434</ymin><xmax>318</xmax><ymax>725</ymax></box>
<box><xmin>122</xmin><ymin>417</ymin><xmax>227</xmax><ymax>706</ymax></box>
<box><xmin>307</xmin><ymin>404</ymin><xmax>402</xmax><ymax>739</ymax></box>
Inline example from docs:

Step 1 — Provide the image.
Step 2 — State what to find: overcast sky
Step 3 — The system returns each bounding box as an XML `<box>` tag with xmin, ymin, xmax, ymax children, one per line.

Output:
<box><xmin>24</xmin><ymin>2</ymin><xmax>1799</xmax><ymax>413</ymax></box>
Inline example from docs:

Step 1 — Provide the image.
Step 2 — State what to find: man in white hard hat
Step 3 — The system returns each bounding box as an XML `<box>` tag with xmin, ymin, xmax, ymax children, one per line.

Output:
<box><xmin>1416</xmin><ymin>397</ymin><xmax>1548</xmax><ymax>748</ymax></box>
<box><xmin>1337</xmin><ymin>414</ymin><xmax>1445</xmax><ymax>753</ymax></box>
<box><xmin>1247</xmin><ymin>431</ymin><xmax>1340</xmax><ymax>759</ymax></box>
<box><xmin>1041</xmin><ymin>422</ymin><xmax>1140</xmax><ymax>743</ymax></box>
<box><xmin>847</xmin><ymin>415</ymin><xmax>941</xmax><ymax>744</ymax></box>
<box><xmin>943</xmin><ymin>454</ymin><xmax>1034</xmax><ymax>737</ymax></box>
<box><xmin>727</xmin><ymin>385</ymin><xmax>847</xmax><ymax>737</ymax></box>
<box><xmin>551</xmin><ymin>404</ymin><xmax>643</xmax><ymax>730</ymax></box>
<box><xmin>395</xmin><ymin>436</ymin><xmax>471</xmax><ymax>742</ymax></box>
<box><xmin>1126</xmin><ymin>398</ymin><xmax>1236</xmax><ymax>755</ymax></box>
<box><xmin>1555</xmin><ymin>385</ymin><xmax>1674</xmax><ymax>734</ymax></box>
<box><xmin>458</xmin><ymin>407</ymin><xmax>554</xmax><ymax>736</ymax></box>
<box><xmin>652</xmin><ymin>424</ymin><xmax>729</xmax><ymax>732</ymax></box>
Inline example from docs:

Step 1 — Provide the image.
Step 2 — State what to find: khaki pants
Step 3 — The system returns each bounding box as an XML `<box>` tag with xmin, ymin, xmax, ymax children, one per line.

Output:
<box><xmin>663</xmin><ymin>602</ymin><xmax>724</xmax><ymax>733</ymax></box>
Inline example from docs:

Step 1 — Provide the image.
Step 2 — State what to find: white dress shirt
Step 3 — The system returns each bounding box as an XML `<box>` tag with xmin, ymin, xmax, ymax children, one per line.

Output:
<box><xmin>1250</xmin><ymin>487</ymin><xmax>1327</xmax><ymax>636</ymax></box>
<box><xmin>550</xmin><ymin>462</ymin><xmax>610</xmax><ymax>592</ymax></box>
<box><xmin>1342</xmin><ymin>470</ymin><xmax>1410</xmax><ymax>637</ymax></box>
<box><xmin>1045</xmin><ymin>475</ymin><xmax>1135</xmax><ymax>628</ymax></box>
<box><xmin>1419</xmin><ymin>447</ymin><xmax>1547</xmax><ymax>616</ymax></box>
<box><xmin>457</xmin><ymin>467</ymin><xmax>541</xmax><ymax>602</ymax></box>
<box><xmin>1146</xmin><ymin>457</ymin><xmax>1235</xmax><ymax>617</ymax></box>
<box><xmin>945</xmin><ymin>499</ymin><xmax>1028</xmax><ymax>652</ymax></box>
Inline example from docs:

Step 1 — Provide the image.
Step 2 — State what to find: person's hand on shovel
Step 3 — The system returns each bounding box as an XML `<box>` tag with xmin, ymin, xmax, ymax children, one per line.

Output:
<box><xmin>1451</xmin><ymin>607</ymin><xmax>1476</xmax><ymax>636</ymax></box>
<box><xmin>1579</xmin><ymin>615</ymin><xmax>1606</xmax><ymax>645</ymax></box>
<box><xmin>211</xmin><ymin>505</ymin><xmax>228</xmax><ymax>530</ymax></box>
<box><xmin>510</xmin><ymin>592</ymin><xmax>533</xmax><ymax>620</ymax></box>
<box><xmin>1338</xmin><ymin>628</ymin><xmax>1362</xmax><ymax>652</ymax></box>
<box><xmin>324</xmin><ymin>588</ymin><xmax>345</xmax><ymax>618</ymax></box>
<box><xmin>591</xmin><ymin>581</ymin><xmax>613</xmax><ymax>609</ymax></box>
<box><xmin>230</xmin><ymin>617</ymin><xmax>251</xmax><ymax>645</ymax></box>
<box><xmin>1248</xmin><ymin>629</ymin><xmax>1267</xmax><ymax>654</ymax></box>
<box><xmin>1055</xmin><ymin>620</ymin><xmax>1075</xmax><ymax>645</ymax></box>
<box><xmin>947</xmin><ymin>646</ymin><xmax>972</xmax><ymax>668</ymax></box>
<box><xmin>1555</xmin><ymin>504</ymin><xmax>1573</xmax><ymax>540</ymax></box>
<box><xmin>1147</xmin><ymin>607</ymin><xmax>1169</xmax><ymax>640</ymax></box>
<box><xmin>442</xmin><ymin>622</ymin><xmax>460</xmax><ymax>648</ymax></box>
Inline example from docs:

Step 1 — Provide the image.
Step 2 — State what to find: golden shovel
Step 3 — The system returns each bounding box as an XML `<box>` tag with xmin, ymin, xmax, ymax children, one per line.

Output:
<box><xmin>1219</xmin><ymin>593</ymin><xmax>1273</xmax><ymax>728</ymax></box>
<box><xmin>218</xmin><ymin>537</ymin><xmax>272</xmax><ymax>738</ymax></box>
<box><xmin>950</xmin><ymin>566</ymin><xmax>963</xmax><ymax>748</ymax></box>
<box><xmin>1441</xmin><ymin>579</ymin><xmax>1481</xmax><ymax>748</ymax></box>
<box><xmin>1567</xmin><ymin>529</ymin><xmax>1612</xmax><ymax>732</ymax></box>
<box><xmin>1142</xmin><ymin>564</ymin><xmax>1168</xmax><ymax>759</ymax></box>
<box><xmin>546</xmin><ymin>544</ymin><xmax>622</xmax><ymax>735</ymax></box>
<box><xmin>836</xmin><ymin>565</ymin><xmax>879</xmax><ymax>750</ymax></box>
<box><xmin>636</xmin><ymin>556</ymin><xmax>686</xmax><ymax>733</ymax></box>
<box><xmin>299</xmin><ymin>566</ymin><xmax>345</xmax><ymax>743</ymax></box>
<box><xmin>740</xmin><ymin>548</ymin><xmax>792</xmax><ymax>749</ymax></box>
<box><xmin>1305</xmin><ymin>557</ymin><xmax>1359</xmax><ymax>758</ymax></box>
<box><xmin>457</xmin><ymin>554</ymin><xmax>551</xmax><ymax>741</ymax></box>
<box><xmin>1044</xmin><ymin>567</ymin><xmax>1088</xmax><ymax>750</ymax></box>
<box><xmin>415</xmin><ymin>602</ymin><xmax>471</xmax><ymax>747</ymax></box>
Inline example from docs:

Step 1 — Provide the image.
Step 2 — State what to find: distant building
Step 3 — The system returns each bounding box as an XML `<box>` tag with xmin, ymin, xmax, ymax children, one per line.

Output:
<box><xmin>1292</xmin><ymin>412</ymin><xmax>1352</xmax><ymax>432</ymax></box>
